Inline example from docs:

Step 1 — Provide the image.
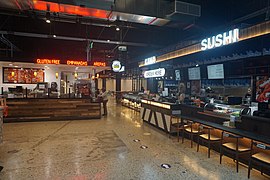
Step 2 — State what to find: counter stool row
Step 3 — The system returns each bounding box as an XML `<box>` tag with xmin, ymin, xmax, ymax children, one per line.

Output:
<box><xmin>168</xmin><ymin>117</ymin><xmax>270</xmax><ymax>179</ymax></box>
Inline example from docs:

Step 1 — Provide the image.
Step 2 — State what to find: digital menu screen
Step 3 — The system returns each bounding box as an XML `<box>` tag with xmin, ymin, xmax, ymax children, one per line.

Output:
<box><xmin>188</xmin><ymin>67</ymin><xmax>201</xmax><ymax>80</ymax></box>
<box><xmin>207</xmin><ymin>64</ymin><xmax>224</xmax><ymax>79</ymax></box>
<box><xmin>3</xmin><ymin>67</ymin><xmax>44</xmax><ymax>84</ymax></box>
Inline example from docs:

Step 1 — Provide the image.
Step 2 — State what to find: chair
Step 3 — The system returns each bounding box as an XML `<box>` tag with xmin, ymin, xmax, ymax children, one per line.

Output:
<box><xmin>240</xmin><ymin>108</ymin><xmax>251</xmax><ymax>116</ymax></box>
<box><xmin>220</xmin><ymin>131</ymin><xmax>251</xmax><ymax>172</ymax></box>
<box><xmin>168</xmin><ymin>116</ymin><xmax>186</xmax><ymax>142</ymax></box>
<box><xmin>183</xmin><ymin>120</ymin><xmax>200</xmax><ymax>148</ymax></box>
<box><xmin>197</xmin><ymin>124</ymin><xmax>221</xmax><ymax>158</ymax></box>
<box><xmin>248</xmin><ymin>141</ymin><xmax>270</xmax><ymax>179</ymax></box>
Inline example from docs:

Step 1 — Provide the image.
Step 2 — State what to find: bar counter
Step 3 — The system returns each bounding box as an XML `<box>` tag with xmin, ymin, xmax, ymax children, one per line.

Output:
<box><xmin>178</xmin><ymin>114</ymin><xmax>270</xmax><ymax>145</ymax></box>
<box><xmin>141</xmin><ymin>100</ymin><xmax>270</xmax><ymax>144</ymax></box>
<box><xmin>5</xmin><ymin>98</ymin><xmax>101</xmax><ymax>122</ymax></box>
<box><xmin>140</xmin><ymin>99</ymin><xmax>181</xmax><ymax>132</ymax></box>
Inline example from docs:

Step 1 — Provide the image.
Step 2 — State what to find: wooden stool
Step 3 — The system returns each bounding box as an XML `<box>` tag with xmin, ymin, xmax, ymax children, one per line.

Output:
<box><xmin>183</xmin><ymin>120</ymin><xmax>200</xmax><ymax>148</ymax></box>
<box><xmin>168</xmin><ymin>116</ymin><xmax>186</xmax><ymax>142</ymax></box>
<box><xmin>248</xmin><ymin>141</ymin><xmax>270</xmax><ymax>179</ymax></box>
<box><xmin>197</xmin><ymin>124</ymin><xmax>221</xmax><ymax>158</ymax></box>
<box><xmin>220</xmin><ymin>131</ymin><xmax>251</xmax><ymax>173</ymax></box>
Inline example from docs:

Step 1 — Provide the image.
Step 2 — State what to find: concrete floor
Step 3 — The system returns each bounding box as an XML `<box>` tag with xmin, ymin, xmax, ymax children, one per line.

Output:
<box><xmin>0</xmin><ymin>100</ymin><xmax>269</xmax><ymax>180</ymax></box>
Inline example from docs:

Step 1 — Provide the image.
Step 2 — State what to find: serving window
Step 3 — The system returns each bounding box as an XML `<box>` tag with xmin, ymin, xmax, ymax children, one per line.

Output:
<box><xmin>3</xmin><ymin>67</ymin><xmax>44</xmax><ymax>84</ymax></box>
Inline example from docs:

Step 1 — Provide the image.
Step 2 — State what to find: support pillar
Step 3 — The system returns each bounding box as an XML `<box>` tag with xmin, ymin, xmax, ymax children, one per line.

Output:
<box><xmin>102</xmin><ymin>78</ymin><xmax>106</xmax><ymax>90</ymax></box>
<box><xmin>116</xmin><ymin>73</ymin><xmax>121</xmax><ymax>103</ymax></box>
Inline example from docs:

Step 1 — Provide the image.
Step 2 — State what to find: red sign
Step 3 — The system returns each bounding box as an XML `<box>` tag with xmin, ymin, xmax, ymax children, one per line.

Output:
<box><xmin>93</xmin><ymin>61</ymin><xmax>106</xmax><ymax>67</ymax></box>
<box><xmin>36</xmin><ymin>59</ymin><xmax>60</xmax><ymax>65</ymax></box>
<box><xmin>66</xmin><ymin>60</ymin><xmax>88</xmax><ymax>66</ymax></box>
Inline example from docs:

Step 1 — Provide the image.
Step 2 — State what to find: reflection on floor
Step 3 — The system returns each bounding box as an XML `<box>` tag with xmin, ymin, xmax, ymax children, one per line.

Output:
<box><xmin>0</xmin><ymin>99</ymin><xmax>269</xmax><ymax>180</ymax></box>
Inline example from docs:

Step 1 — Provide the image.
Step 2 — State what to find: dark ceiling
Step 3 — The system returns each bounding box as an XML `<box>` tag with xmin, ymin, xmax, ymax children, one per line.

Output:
<box><xmin>0</xmin><ymin>0</ymin><xmax>269</xmax><ymax>66</ymax></box>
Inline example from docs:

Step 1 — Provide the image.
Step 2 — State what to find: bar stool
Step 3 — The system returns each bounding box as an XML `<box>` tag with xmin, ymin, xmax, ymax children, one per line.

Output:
<box><xmin>248</xmin><ymin>141</ymin><xmax>270</xmax><ymax>179</ymax></box>
<box><xmin>183</xmin><ymin>120</ymin><xmax>200</xmax><ymax>148</ymax></box>
<box><xmin>220</xmin><ymin>131</ymin><xmax>251</xmax><ymax>173</ymax></box>
<box><xmin>197</xmin><ymin>124</ymin><xmax>221</xmax><ymax>158</ymax></box>
<box><xmin>168</xmin><ymin>116</ymin><xmax>186</xmax><ymax>142</ymax></box>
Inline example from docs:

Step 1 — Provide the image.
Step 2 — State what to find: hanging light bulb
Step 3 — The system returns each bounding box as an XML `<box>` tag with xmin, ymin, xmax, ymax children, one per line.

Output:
<box><xmin>34</xmin><ymin>71</ymin><xmax>37</xmax><ymax>77</ymax></box>
<box><xmin>11</xmin><ymin>71</ymin><xmax>15</xmax><ymax>77</ymax></box>
<box><xmin>96</xmin><ymin>73</ymin><xmax>99</xmax><ymax>78</ymax></box>
<box><xmin>55</xmin><ymin>72</ymin><xmax>59</xmax><ymax>79</ymax></box>
<box><xmin>74</xmin><ymin>72</ymin><xmax>78</xmax><ymax>78</ymax></box>
<box><xmin>45</xmin><ymin>12</ymin><xmax>51</xmax><ymax>23</ymax></box>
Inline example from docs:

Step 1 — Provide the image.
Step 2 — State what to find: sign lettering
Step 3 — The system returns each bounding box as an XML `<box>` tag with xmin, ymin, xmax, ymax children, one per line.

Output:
<box><xmin>144</xmin><ymin>68</ymin><xmax>165</xmax><ymax>78</ymax></box>
<box><xmin>66</xmin><ymin>60</ymin><xmax>88</xmax><ymax>66</ymax></box>
<box><xmin>145</xmin><ymin>56</ymin><xmax>156</xmax><ymax>65</ymax></box>
<box><xmin>93</xmin><ymin>62</ymin><xmax>106</xmax><ymax>67</ymax></box>
<box><xmin>36</xmin><ymin>59</ymin><xmax>60</xmax><ymax>65</ymax></box>
<box><xmin>201</xmin><ymin>29</ymin><xmax>239</xmax><ymax>51</ymax></box>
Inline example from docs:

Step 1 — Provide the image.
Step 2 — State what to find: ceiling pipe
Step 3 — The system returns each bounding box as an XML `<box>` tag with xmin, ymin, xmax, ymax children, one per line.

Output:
<box><xmin>0</xmin><ymin>30</ymin><xmax>159</xmax><ymax>47</ymax></box>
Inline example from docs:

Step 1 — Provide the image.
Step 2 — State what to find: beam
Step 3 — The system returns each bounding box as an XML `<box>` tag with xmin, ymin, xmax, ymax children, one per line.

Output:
<box><xmin>0</xmin><ymin>30</ymin><xmax>155</xmax><ymax>47</ymax></box>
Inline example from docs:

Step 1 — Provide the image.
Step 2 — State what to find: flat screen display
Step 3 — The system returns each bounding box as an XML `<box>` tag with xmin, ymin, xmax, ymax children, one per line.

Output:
<box><xmin>175</xmin><ymin>70</ymin><xmax>181</xmax><ymax>81</ymax></box>
<box><xmin>207</xmin><ymin>64</ymin><xmax>224</xmax><ymax>79</ymax></box>
<box><xmin>188</xmin><ymin>67</ymin><xmax>201</xmax><ymax>80</ymax></box>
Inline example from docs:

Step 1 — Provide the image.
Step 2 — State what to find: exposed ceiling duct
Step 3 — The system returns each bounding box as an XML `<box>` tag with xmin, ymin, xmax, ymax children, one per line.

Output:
<box><xmin>0</xmin><ymin>0</ymin><xmax>201</xmax><ymax>26</ymax></box>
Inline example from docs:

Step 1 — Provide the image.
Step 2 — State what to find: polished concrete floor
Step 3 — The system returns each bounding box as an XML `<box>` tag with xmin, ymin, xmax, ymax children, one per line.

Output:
<box><xmin>0</xmin><ymin>100</ymin><xmax>269</xmax><ymax>180</ymax></box>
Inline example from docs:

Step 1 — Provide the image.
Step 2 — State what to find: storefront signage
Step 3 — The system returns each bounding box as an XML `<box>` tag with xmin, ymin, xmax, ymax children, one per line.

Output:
<box><xmin>144</xmin><ymin>68</ymin><xmax>165</xmax><ymax>78</ymax></box>
<box><xmin>66</xmin><ymin>60</ymin><xmax>88</xmax><ymax>66</ymax></box>
<box><xmin>112</xmin><ymin>60</ymin><xmax>124</xmax><ymax>72</ymax></box>
<box><xmin>93</xmin><ymin>61</ymin><xmax>106</xmax><ymax>67</ymax></box>
<box><xmin>144</xmin><ymin>56</ymin><xmax>156</xmax><ymax>65</ymax></box>
<box><xmin>201</xmin><ymin>28</ymin><xmax>239</xmax><ymax>51</ymax></box>
<box><xmin>36</xmin><ymin>59</ymin><xmax>60</xmax><ymax>65</ymax></box>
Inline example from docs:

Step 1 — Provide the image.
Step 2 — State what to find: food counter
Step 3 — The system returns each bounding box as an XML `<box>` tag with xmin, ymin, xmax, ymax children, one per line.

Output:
<box><xmin>121</xmin><ymin>93</ymin><xmax>142</xmax><ymax>111</ymax></box>
<box><xmin>140</xmin><ymin>99</ymin><xmax>181</xmax><ymax>132</ymax></box>
<box><xmin>5</xmin><ymin>98</ymin><xmax>101</xmax><ymax>122</ymax></box>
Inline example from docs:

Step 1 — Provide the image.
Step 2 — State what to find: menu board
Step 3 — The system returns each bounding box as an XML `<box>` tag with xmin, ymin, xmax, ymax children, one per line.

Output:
<box><xmin>3</xmin><ymin>67</ymin><xmax>44</xmax><ymax>84</ymax></box>
<box><xmin>207</xmin><ymin>64</ymin><xmax>224</xmax><ymax>79</ymax></box>
<box><xmin>188</xmin><ymin>67</ymin><xmax>201</xmax><ymax>80</ymax></box>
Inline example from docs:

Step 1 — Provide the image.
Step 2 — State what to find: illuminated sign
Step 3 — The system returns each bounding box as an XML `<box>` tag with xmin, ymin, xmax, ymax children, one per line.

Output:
<box><xmin>66</xmin><ymin>60</ymin><xmax>88</xmax><ymax>66</ymax></box>
<box><xmin>144</xmin><ymin>68</ymin><xmax>165</xmax><ymax>78</ymax></box>
<box><xmin>201</xmin><ymin>29</ymin><xmax>239</xmax><ymax>51</ymax></box>
<box><xmin>144</xmin><ymin>56</ymin><xmax>156</xmax><ymax>65</ymax></box>
<box><xmin>118</xmin><ymin>46</ymin><xmax>127</xmax><ymax>51</ymax></box>
<box><xmin>36</xmin><ymin>59</ymin><xmax>60</xmax><ymax>65</ymax></box>
<box><xmin>112</xmin><ymin>60</ymin><xmax>124</xmax><ymax>72</ymax></box>
<box><xmin>93</xmin><ymin>61</ymin><xmax>106</xmax><ymax>67</ymax></box>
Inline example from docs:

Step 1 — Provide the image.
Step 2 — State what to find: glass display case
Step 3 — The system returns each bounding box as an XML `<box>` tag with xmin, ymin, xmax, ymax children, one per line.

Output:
<box><xmin>204</xmin><ymin>103</ymin><xmax>244</xmax><ymax>120</ymax></box>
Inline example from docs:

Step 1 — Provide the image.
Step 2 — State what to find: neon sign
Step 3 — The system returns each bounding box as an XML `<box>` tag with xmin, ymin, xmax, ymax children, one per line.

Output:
<box><xmin>66</xmin><ymin>60</ymin><xmax>88</xmax><ymax>66</ymax></box>
<box><xmin>36</xmin><ymin>59</ymin><xmax>60</xmax><ymax>65</ymax></box>
<box><xmin>201</xmin><ymin>29</ymin><xmax>239</xmax><ymax>51</ymax></box>
<box><xmin>93</xmin><ymin>62</ymin><xmax>106</xmax><ymax>67</ymax></box>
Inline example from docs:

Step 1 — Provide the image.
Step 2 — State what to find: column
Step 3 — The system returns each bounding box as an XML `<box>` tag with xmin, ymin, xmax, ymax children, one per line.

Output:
<box><xmin>116</xmin><ymin>73</ymin><xmax>121</xmax><ymax>103</ymax></box>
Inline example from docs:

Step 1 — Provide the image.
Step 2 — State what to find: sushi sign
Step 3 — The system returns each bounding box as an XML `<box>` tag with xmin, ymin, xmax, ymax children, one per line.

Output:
<box><xmin>201</xmin><ymin>29</ymin><xmax>239</xmax><ymax>51</ymax></box>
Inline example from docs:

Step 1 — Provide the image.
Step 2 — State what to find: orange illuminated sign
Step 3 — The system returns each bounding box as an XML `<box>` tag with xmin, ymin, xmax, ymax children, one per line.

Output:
<box><xmin>93</xmin><ymin>61</ymin><xmax>106</xmax><ymax>67</ymax></box>
<box><xmin>36</xmin><ymin>59</ymin><xmax>60</xmax><ymax>65</ymax></box>
<box><xmin>66</xmin><ymin>60</ymin><xmax>88</xmax><ymax>66</ymax></box>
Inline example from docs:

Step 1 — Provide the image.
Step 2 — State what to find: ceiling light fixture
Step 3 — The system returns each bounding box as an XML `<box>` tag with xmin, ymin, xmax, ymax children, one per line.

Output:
<box><xmin>116</xmin><ymin>27</ymin><xmax>120</xmax><ymax>31</ymax></box>
<box><xmin>53</xmin><ymin>34</ymin><xmax>56</xmax><ymax>38</ymax></box>
<box><xmin>107</xmin><ymin>40</ymin><xmax>110</xmax><ymax>42</ymax></box>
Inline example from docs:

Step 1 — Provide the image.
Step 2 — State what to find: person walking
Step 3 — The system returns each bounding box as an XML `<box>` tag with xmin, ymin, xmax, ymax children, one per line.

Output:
<box><xmin>99</xmin><ymin>89</ymin><xmax>108</xmax><ymax>116</ymax></box>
